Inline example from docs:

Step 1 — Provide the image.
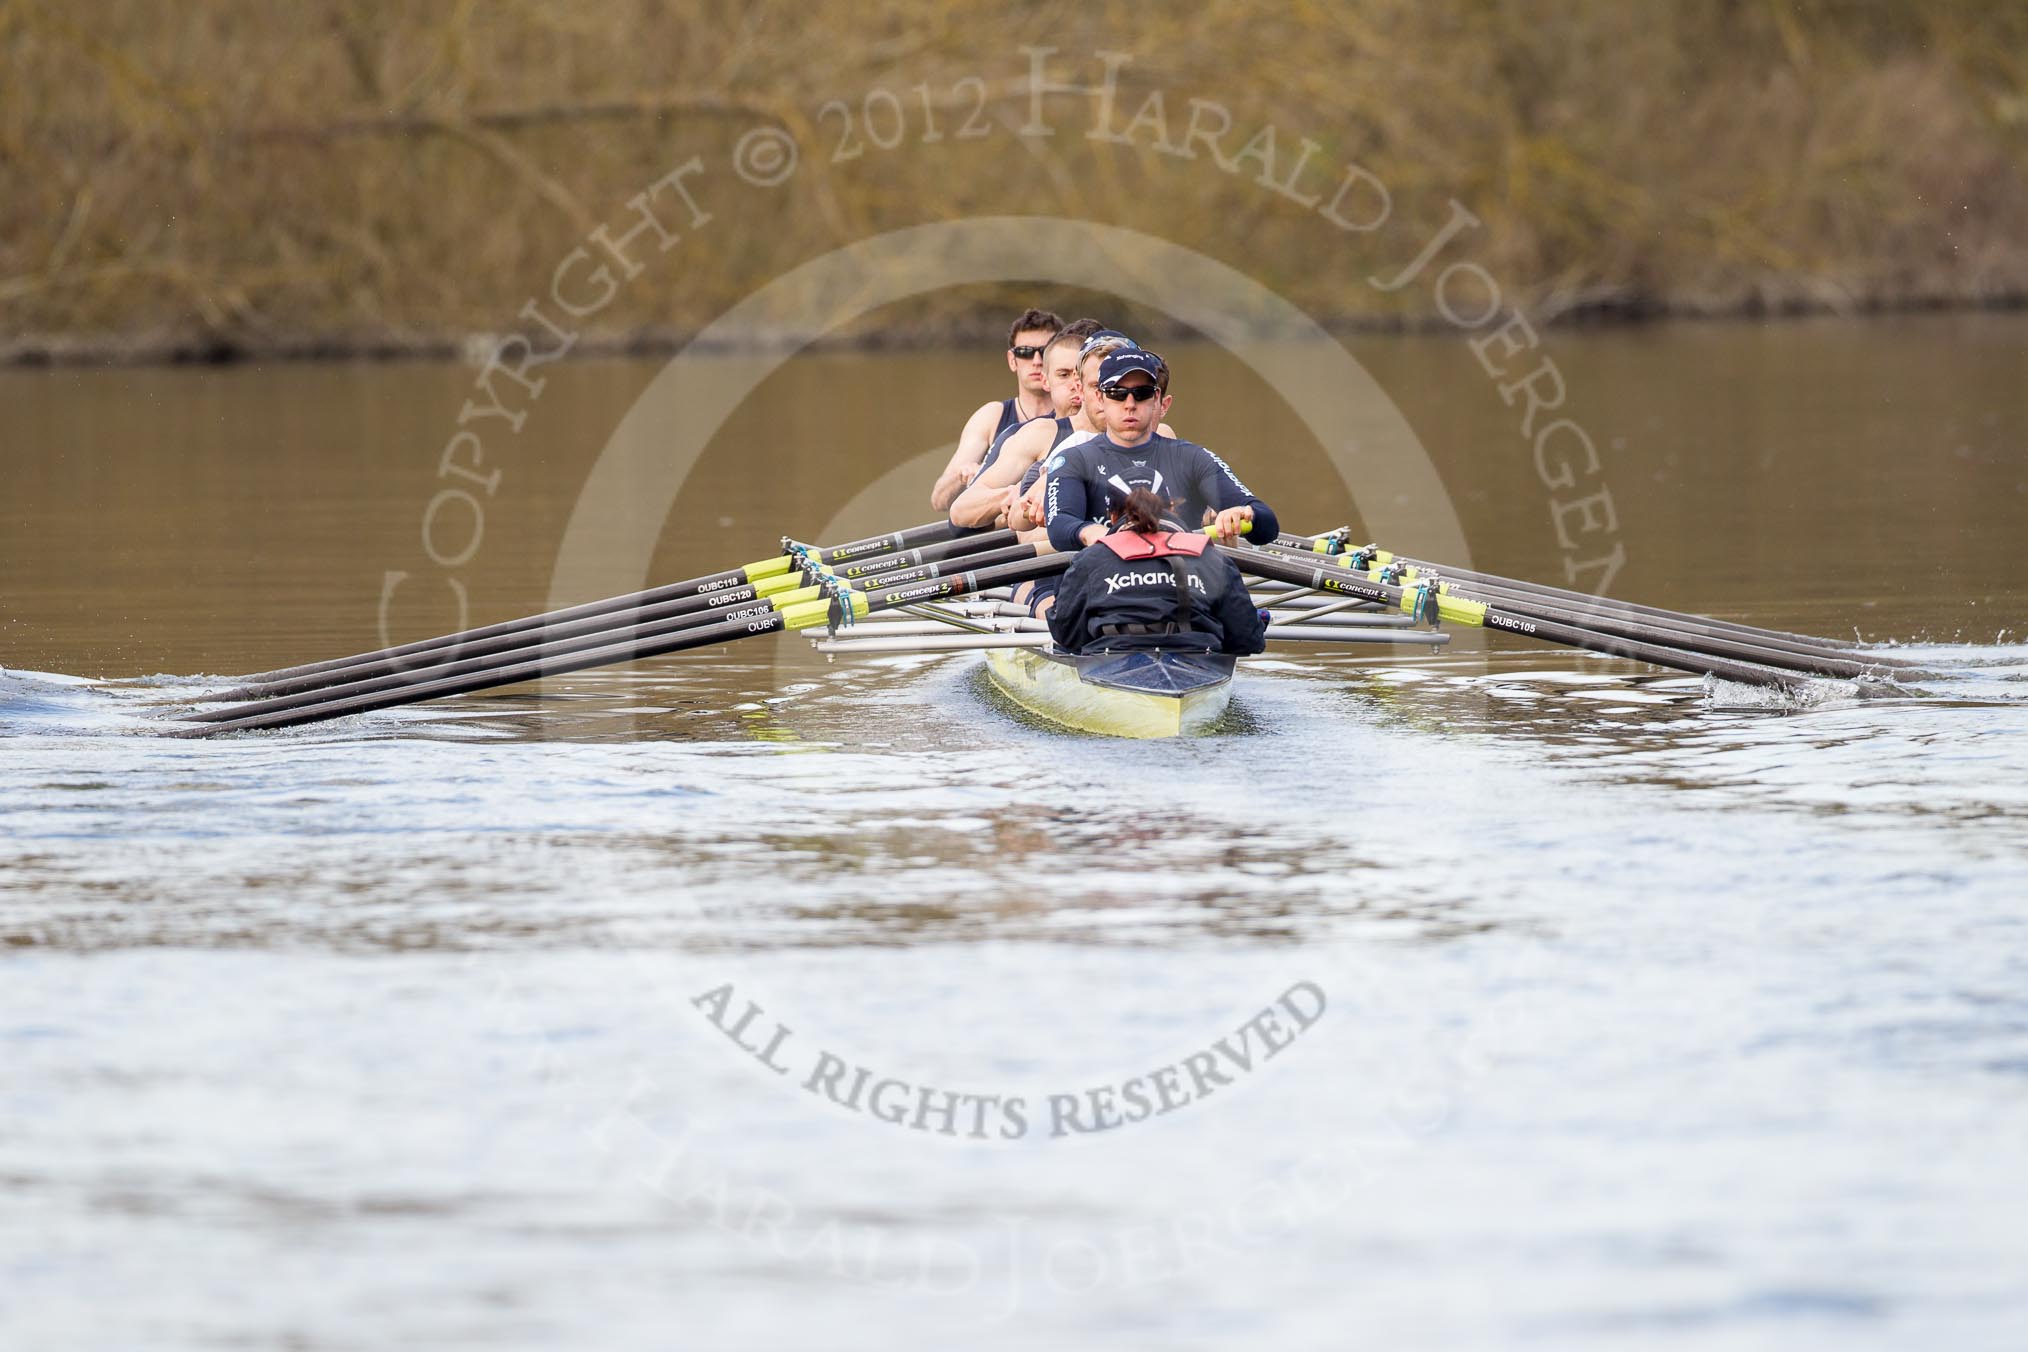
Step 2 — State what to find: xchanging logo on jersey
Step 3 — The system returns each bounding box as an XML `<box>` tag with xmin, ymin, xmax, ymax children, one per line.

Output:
<box><xmin>1104</xmin><ymin>569</ymin><xmax>1208</xmax><ymax>596</ymax></box>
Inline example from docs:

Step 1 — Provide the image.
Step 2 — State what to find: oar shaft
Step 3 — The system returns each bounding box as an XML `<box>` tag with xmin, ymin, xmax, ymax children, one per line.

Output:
<box><xmin>234</xmin><ymin>555</ymin><xmax>795</xmax><ymax>686</ymax></box>
<box><xmin>167</xmin><ymin>606</ymin><xmax>807</xmax><ymax>737</ymax></box>
<box><xmin>1270</xmin><ymin>539</ymin><xmax>1861</xmax><ymax>652</ymax></box>
<box><xmin>171</xmin><ymin>546</ymin><xmax>1070</xmax><ymax>736</ymax></box>
<box><xmin>1418</xmin><ymin>562</ymin><xmax>1873</xmax><ymax>655</ymax></box>
<box><xmin>820</xmin><ymin>530</ymin><xmax>1018</xmax><ymax>581</ymax></box>
<box><xmin>180</xmin><ymin>594</ymin><xmax>791</xmax><ymax>724</ymax></box>
<box><xmin>222</xmin><ymin>524</ymin><xmax>1011</xmax><ymax>699</ymax></box>
<box><xmin>197</xmin><ymin>580</ymin><xmax>808</xmax><ymax>703</ymax></box>
<box><xmin>788</xmin><ymin>519</ymin><xmax>961</xmax><ymax>565</ymax></box>
<box><xmin>810</xmin><ymin>625</ymin><xmax>1448</xmax><ymax>654</ymax></box>
<box><xmin>1357</xmin><ymin>570</ymin><xmax>1913</xmax><ymax>679</ymax></box>
<box><xmin>1231</xmin><ymin>548</ymin><xmax>1813</xmax><ymax>690</ymax></box>
<box><xmin>231</xmin><ymin>518</ymin><xmax>962</xmax><ymax>685</ymax></box>
<box><xmin>187</xmin><ymin>542</ymin><xmax>1048</xmax><ymax>725</ymax></box>
<box><xmin>876</xmin><ymin>542</ymin><xmax>1040</xmax><ymax>584</ymax></box>
<box><xmin>1481</xmin><ymin>608</ymin><xmax>1815</xmax><ymax>687</ymax></box>
<box><xmin>857</xmin><ymin>551</ymin><xmax>1071</xmax><ymax>610</ymax></box>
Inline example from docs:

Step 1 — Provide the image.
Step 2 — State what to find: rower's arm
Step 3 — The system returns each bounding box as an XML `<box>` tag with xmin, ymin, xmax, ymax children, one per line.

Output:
<box><xmin>930</xmin><ymin>402</ymin><xmax>1001</xmax><ymax>511</ymax></box>
<box><xmin>1001</xmin><ymin>477</ymin><xmax>1054</xmax><ymax>542</ymax></box>
<box><xmin>1196</xmin><ymin>447</ymin><xmax>1281</xmax><ymax>545</ymax></box>
<box><xmin>949</xmin><ymin>421</ymin><xmax>1046</xmax><ymax>527</ymax></box>
<box><xmin>1043</xmin><ymin>470</ymin><xmax>1102</xmax><ymax>553</ymax></box>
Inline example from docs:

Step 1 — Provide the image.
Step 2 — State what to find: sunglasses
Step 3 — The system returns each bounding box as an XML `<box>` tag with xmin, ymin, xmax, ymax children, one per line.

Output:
<box><xmin>1010</xmin><ymin>344</ymin><xmax>1048</xmax><ymax>360</ymax></box>
<box><xmin>1100</xmin><ymin>383</ymin><xmax>1163</xmax><ymax>403</ymax></box>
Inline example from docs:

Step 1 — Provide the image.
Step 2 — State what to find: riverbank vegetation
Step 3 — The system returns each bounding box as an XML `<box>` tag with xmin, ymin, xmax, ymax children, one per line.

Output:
<box><xmin>4</xmin><ymin>0</ymin><xmax>2025</xmax><ymax>363</ymax></box>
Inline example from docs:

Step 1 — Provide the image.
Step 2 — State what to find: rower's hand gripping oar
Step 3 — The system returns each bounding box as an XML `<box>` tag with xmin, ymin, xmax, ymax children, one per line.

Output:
<box><xmin>799</xmin><ymin>522</ymin><xmax>1276</xmax><ymax>635</ymax></box>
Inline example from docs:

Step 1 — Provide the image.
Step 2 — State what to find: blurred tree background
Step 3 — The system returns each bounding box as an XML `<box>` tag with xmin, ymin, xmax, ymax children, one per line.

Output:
<box><xmin>3</xmin><ymin>0</ymin><xmax>2025</xmax><ymax>361</ymax></box>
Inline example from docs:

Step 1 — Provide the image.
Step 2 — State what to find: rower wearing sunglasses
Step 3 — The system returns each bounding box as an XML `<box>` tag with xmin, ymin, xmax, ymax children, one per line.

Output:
<box><xmin>928</xmin><ymin>306</ymin><xmax>1062</xmax><ymax>512</ymax></box>
<box><xmin>1001</xmin><ymin>331</ymin><xmax>1176</xmax><ymax>537</ymax></box>
<box><xmin>949</xmin><ymin>326</ymin><xmax>1173</xmax><ymax>534</ymax></box>
<box><xmin>1040</xmin><ymin>348</ymin><xmax>1280</xmax><ymax>557</ymax></box>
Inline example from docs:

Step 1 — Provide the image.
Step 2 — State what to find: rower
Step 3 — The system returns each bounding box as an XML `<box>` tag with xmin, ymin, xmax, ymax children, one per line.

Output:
<box><xmin>1041</xmin><ymin>348</ymin><xmax>1280</xmax><ymax>555</ymax></box>
<box><xmin>1001</xmin><ymin>331</ymin><xmax>1173</xmax><ymax>537</ymax></box>
<box><xmin>998</xmin><ymin>333</ymin><xmax>1188</xmax><ymax>619</ymax></box>
<box><xmin>1046</xmin><ymin>487</ymin><xmax>1267</xmax><ymax>657</ymax></box>
<box><xmin>928</xmin><ymin>306</ymin><xmax>1062</xmax><ymax>511</ymax></box>
<box><xmin>950</xmin><ymin>320</ymin><xmax>1110</xmax><ymax>533</ymax></box>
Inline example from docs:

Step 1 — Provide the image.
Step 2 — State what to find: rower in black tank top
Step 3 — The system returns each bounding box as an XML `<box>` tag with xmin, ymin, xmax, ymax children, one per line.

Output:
<box><xmin>952</xmin><ymin>408</ymin><xmax>1057</xmax><ymax>537</ymax></box>
<box><xmin>992</xmin><ymin>397</ymin><xmax>1025</xmax><ymax>443</ymax></box>
<box><xmin>980</xmin><ymin>413</ymin><xmax>1076</xmax><ymax>482</ymax></box>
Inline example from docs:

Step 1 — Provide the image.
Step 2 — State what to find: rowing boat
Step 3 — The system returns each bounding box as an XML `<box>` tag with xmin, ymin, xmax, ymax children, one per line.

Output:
<box><xmin>985</xmin><ymin>646</ymin><xmax>1235</xmax><ymax>738</ymax></box>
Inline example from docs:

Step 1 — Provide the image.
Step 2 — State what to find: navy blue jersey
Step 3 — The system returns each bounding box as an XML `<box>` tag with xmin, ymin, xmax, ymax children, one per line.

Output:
<box><xmin>1042</xmin><ymin>434</ymin><xmax>1279</xmax><ymax>554</ymax></box>
<box><xmin>1046</xmin><ymin>532</ymin><xmax>1267</xmax><ymax>656</ymax></box>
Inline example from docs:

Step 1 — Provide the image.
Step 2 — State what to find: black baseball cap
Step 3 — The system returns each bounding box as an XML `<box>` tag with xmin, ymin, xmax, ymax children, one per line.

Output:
<box><xmin>1097</xmin><ymin>348</ymin><xmax>1167</xmax><ymax>391</ymax></box>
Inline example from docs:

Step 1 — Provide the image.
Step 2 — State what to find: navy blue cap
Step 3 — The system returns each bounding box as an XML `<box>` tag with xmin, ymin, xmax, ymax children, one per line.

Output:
<box><xmin>1097</xmin><ymin>348</ymin><xmax>1166</xmax><ymax>389</ymax></box>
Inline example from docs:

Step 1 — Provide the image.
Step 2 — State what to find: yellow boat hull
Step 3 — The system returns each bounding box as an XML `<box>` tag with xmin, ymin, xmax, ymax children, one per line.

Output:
<box><xmin>984</xmin><ymin>646</ymin><xmax>1234</xmax><ymax>738</ymax></box>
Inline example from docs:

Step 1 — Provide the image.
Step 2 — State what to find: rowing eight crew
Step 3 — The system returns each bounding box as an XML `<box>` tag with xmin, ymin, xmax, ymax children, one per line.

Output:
<box><xmin>935</xmin><ymin>308</ymin><xmax>1280</xmax><ymax>653</ymax></box>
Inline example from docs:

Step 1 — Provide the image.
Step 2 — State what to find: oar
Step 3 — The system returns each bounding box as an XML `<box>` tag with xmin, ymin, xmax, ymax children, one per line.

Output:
<box><xmin>1228</xmin><ymin>547</ymin><xmax>1823</xmax><ymax>691</ymax></box>
<box><xmin>1252</xmin><ymin>542</ymin><xmax>1924</xmax><ymax>680</ymax></box>
<box><xmin>811</xmin><ymin>530</ymin><xmax>1024</xmax><ymax>582</ymax></box>
<box><xmin>226</xmin><ymin>518</ymin><xmax>966</xmax><ymax>687</ymax></box>
<box><xmin>1277</xmin><ymin>535</ymin><xmax>1865</xmax><ymax>652</ymax></box>
<box><xmin>198</xmin><ymin>526</ymin><xmax>1017</xmax><ymax>704</ymax></box>
<box><xmin>163</xmin><ymin>552</ymin><xmax>1073</xmax><ymax>737</ymax></box>
<box><xmin>186</xmin><ymin>572</ymin><xmax>818</xmax><ymax>704</ymax></box>
<box><xmin>1254</xmin><ymin>550</ymin><xmax>1907</xmax><ymax>680</ymax></box>
<box><xmin>175</xmin><ymin>540</ymin><xmax>1045</xmax><ymax>726</ymax></box>
<box><xmin>807</xmin><ymin>625</ymin><xmax>1450</xmax><ymax>655</ymax></box>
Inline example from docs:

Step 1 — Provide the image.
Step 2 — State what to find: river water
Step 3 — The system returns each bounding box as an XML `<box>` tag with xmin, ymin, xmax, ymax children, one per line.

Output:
<box><xmin>4</xmin><ymin>314</ymin><xmax>2027</xmax><ymax>1350</ymax></box>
